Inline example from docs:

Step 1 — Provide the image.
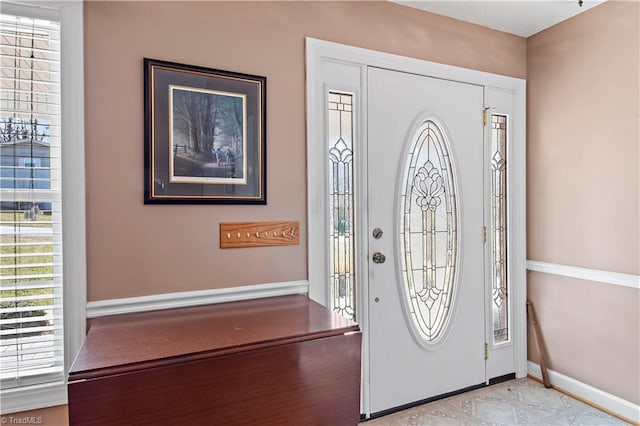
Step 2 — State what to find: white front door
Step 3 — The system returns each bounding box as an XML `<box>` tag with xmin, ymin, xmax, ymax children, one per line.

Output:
<box><xmin>368</xmin><ymin>67</ymin><xmax>486</xmax><ymax>414</ymax></box>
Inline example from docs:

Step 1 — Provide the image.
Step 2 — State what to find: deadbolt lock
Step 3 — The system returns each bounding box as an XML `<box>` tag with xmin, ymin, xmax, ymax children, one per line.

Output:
<box><xmin>372</xmin><ymin>228</ymin><xmax>383</xmax><ymax>239</ymax></box>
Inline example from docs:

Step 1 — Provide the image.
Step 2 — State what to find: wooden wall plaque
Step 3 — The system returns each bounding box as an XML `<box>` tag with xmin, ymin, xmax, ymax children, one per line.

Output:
<box><xmin>220</xmin><ymin>221</ymin><xmax>299</xmax><ymax>248</ymax></box>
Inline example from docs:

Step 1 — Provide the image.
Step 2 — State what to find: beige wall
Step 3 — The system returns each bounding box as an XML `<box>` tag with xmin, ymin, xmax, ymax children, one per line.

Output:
<box><xmin>527</xmin><ymin>1</ymin><xmax>639</xmax><ymax>405</ymax></box>
<box><xmin>84</xmin><ymin>1</ymin><xmax>526</xmax><ymax>301</ymax></box>
<box><xmin>527</xmin><ymin>273</ymin><xmax>640</xmax><ymax>404</ymax></box>
<box><xmin>527</xmin><ymin>1</ymin><xmax>639</xmax><ymax>274</ymax></box>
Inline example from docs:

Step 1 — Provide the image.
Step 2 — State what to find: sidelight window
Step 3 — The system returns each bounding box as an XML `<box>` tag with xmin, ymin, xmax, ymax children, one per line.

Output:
<box><xmin>491</xmin><ymin>114</ymin><xmax>509</xmax><ymax>344</ymax></box>
<box><xmin>327</xmin><ymin>92</ymin><xmax>355</xmax><ymax>320</ymax></box>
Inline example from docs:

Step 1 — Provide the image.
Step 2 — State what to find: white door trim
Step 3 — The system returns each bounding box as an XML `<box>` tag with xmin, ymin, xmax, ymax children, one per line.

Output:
<box><xmin>305</xmin><ymin>37</ymin><xmax>527</xmax><ymax>417</ymax></box>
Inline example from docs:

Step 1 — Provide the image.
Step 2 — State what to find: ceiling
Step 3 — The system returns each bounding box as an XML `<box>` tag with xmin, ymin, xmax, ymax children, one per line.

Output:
<box><xmin>391</xmin><ymin>0</ymin><xmax>606</xmax><ymax>37</ymax></box>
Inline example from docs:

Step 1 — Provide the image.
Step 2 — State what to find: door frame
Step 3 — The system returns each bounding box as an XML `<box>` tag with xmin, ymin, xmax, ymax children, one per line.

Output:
<box><xmin>305</xmin><ymin>37</ymin><xmax>526</xmax><ymax>417</ymax></box>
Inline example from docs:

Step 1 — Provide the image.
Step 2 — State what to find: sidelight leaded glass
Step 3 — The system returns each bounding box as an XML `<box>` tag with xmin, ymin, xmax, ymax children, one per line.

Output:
<box><xmin>491</xmin><ymin>114</ymin><xmax>509</xmax><ymax>343</ymax></box>
<box><xmin>399</xmin><ymin>120</ymin><xmax>457</xmax><ymax>344</ymax></box>
<box><xmin>328</xmin><ymin>92</ymin><xmax>355</xmax><ymax>320</ymax></box>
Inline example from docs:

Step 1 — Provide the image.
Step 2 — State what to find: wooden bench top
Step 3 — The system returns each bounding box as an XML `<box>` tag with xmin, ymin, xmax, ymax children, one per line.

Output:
<box><xmin>69</xmin><ymin>294</ymin><xmax>358</xmax><ymax>381</ymax></box>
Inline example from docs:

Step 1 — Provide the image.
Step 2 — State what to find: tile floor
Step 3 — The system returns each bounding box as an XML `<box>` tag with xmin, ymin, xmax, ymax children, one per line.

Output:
<box><xmin>362</xmin><ymin>378</ymin><xmax>629</xmax><ymax>425</ymax></box>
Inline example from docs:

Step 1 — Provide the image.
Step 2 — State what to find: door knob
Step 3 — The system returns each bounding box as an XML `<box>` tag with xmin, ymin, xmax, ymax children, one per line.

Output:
<box><xmin>372</xmin><ymin>252</ymin><xmax>386</xmax><ymax>264</ymax></box>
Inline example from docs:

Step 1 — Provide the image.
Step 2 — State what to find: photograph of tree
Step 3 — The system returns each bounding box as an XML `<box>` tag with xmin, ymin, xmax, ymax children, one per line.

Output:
<box><xmin>169</xmin><ymin>86</ymin><xmax>246</xmax><ymax>185</ymax></box>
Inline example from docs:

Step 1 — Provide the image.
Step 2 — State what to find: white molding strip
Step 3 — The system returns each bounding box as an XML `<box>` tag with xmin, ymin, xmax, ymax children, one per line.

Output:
<box><xmin>86</xmin><ymin>280</ymin><xmax>309</xmax><ymax>318</ymax></box>
<box><xmin>527</xmin><ymin>260</ymin><xmax>640</xmax><ymax>290</ymax></box>
<box><xmin>528</xmin><ymin>361</ymin><xmax>640</xmax><ymax>424</ymax></box>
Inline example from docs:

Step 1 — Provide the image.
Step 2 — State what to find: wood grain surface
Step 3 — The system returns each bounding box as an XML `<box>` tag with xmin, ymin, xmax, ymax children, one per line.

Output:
<box><xmin>220</xmin><ymin>221</ymin><xmax>299</xmax><ymax>248</ymax></box>
<box><xmin>69</xmin><ymin>295</ymin><xmax>357</xmax><ymax>379</ymax></box>
<box><xmin>68</xmin><ymin>333</ymin><xmax>362</xmax><ymax>425</ymax></box>
<box><xmin>68</xmin><ymin>295</ymin><xmax>362</xmax><ymax>425</ymax></box>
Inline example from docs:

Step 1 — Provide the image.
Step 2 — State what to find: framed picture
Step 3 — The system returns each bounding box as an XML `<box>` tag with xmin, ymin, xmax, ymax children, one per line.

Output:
<box><xmin>144</xmin><ymin>58</ymin><xmax>266</xmax><ymax>204</ymax></box>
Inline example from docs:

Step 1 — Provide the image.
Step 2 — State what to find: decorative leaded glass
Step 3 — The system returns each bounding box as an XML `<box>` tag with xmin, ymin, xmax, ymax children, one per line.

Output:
<box><xmin>328</xmin><ymin>92</ymin><xmax>355</xmax><ymax>320</ymax></box>
<box><xmin>399</xmin><ymin>120</ymin><xmax>457</xmax><ymax>344</ymax></box>
<box><xmin>491</xmin><ymin>114</ymin><xmax>509</xmax><ymax>343</ymax></box>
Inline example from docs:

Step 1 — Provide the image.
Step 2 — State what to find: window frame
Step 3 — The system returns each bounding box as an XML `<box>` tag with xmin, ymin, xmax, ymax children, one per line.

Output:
<box><xmin>0</xmin><ymin>0</ymin><xmax>86</xmax><ymax>414</ymax></box>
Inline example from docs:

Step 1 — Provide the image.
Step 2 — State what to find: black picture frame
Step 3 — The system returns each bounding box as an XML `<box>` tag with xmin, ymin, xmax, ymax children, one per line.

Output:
<box><xmin>144</xmin><ymin>58</ymin><xmax>266</xmax><ymax>204</ymax></box>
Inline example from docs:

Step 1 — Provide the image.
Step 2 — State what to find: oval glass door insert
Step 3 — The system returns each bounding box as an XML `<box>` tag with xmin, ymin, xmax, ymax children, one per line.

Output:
<box><xmin>399</xmin><ymin>119</ymin><xmax>458</xmax><ymax>347</ymax></box>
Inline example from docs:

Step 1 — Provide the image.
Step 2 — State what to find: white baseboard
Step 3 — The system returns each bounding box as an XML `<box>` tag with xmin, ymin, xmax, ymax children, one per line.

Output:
<box><xmin>527</xmin><ymin>361</ymin><xmax>639</xmax><ymax>424</ymax></box>
<box><xmin>86</xmin><ymin>280</ymin><xmax>309</xmax><ymax>318</ymax></box>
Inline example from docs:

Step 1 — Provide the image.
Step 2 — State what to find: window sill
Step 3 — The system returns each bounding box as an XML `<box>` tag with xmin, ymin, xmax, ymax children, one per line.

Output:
<box><xmin>0</xmin><ymin>381</ymin><xmax>67</xmax><ymax>415</ymax></box>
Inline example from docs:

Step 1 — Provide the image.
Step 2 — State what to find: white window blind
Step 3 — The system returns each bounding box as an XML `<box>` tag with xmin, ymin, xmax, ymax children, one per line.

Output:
<box><xmin>0</xmin><ymin>12</ymin><xmax>64</xmax><ymax>390</ymax></box>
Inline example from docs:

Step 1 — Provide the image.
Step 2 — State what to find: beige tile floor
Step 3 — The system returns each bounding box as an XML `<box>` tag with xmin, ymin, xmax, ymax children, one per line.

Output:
<box><xmin>362</xmin><ymin>378</ymin><xmax>629</xmax><ymax>425</ymax></box>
